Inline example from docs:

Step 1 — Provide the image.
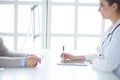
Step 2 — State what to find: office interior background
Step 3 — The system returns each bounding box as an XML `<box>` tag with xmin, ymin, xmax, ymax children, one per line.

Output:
<box><xmin>0</xmin><ymin>0</ymin><xmax>111</xmax><ymax>54</ymax></box>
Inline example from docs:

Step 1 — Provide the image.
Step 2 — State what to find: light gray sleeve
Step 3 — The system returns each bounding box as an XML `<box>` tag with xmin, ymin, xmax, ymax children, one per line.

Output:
<box><xmin>0</xmin><ymin>37</ymin><xmax>23</xmax><ymax>57</ymax></box>
<box><xmin>0</xmin><ymin>57</ymin><xmax>21</xmax><ymax>68</ymax></box>
<box><xmin>0</xmin><ymin>37</ymin><xmax>23</xmax><ymax>68</ymax></box>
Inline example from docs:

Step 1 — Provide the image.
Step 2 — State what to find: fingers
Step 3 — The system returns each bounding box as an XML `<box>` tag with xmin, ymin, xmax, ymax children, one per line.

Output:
<box><xmin>33</xmin><ymin>60</ymin><xmax>39</xmax><ymax>67</ymax></box>
<box><xmin>61</xmin><ymin>53</ymin><xmax>75</xmax><ymax>60</ymax></box>
<box><xmin>61</xmin><ymin>53</ymin><xmax>69</xmax><ymax>60</ymax></box>
<box><xmin>61</xmin><ymin>53</ymin><xmax>65</xmax><ymax>59</ymax></box>
<box><xmin>60</xmin><ymin>53</ymin><xmax>64</xmax><ymax>57</ymax></box>
<box><xmin>25</xmin><ymin>56</ymin><xmax>41</xmax><ymax>67</ymax></box>
<box><xmin>32</xmin><ymin>56</ymin><xmax>41</xmax><ymax>64</ymax></box>
<box><xmin>28</xmin><ymin>54</ymin><xmax>42</xmax><ymax>63</ymax></box>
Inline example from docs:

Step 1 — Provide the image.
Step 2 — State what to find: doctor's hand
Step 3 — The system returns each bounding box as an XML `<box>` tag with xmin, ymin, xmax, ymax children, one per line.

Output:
<box><xmin>61</xmin><ymin>53</ymin><xmax>76</xmax><ymax>60</ymax></box>
<box><xmin>25</xmin><ymin>56</ymin><xmax>41</xmax><ymax>67</ymax></box>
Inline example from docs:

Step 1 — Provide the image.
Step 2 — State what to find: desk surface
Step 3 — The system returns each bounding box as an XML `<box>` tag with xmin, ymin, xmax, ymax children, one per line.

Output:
<box><xmin>0</xmin><ymin>50</ymin><xmax>119</xmax><ymax>80</ymax></box>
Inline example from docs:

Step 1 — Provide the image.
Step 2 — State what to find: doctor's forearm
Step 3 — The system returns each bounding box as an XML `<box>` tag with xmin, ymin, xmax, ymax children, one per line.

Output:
<box><xmin>74</xmin><ymin>56</ymin><xmax>86</xmax><ymax>60</ymax></box>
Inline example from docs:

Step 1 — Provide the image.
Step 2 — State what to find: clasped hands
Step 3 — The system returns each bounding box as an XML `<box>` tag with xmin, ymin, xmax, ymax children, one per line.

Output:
<box><xmin>25</xmin><ymin>54</ymin><xmax>41</xmax><ymax>67</ymax></box>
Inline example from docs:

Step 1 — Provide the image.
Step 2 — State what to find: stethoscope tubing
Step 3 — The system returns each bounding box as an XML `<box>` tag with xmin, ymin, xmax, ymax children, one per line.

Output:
<box><xmin>101</xmin><ymin>24</ymin><xmax>120</xmax><ymax>46</ymax></box>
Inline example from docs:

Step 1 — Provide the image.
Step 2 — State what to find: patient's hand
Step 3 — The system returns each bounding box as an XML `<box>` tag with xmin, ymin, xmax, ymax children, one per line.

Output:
<box><xmin>25</xmin><ymin>56</ymin><xmax>41</xmax><ymax>67</ymax></box>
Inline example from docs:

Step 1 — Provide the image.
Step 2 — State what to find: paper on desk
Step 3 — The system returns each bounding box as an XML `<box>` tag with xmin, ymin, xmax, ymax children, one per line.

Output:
<box><xmin>57</xmin><ymin>60</ymin><xmax>88</xmax><ymax>66</ymax></box>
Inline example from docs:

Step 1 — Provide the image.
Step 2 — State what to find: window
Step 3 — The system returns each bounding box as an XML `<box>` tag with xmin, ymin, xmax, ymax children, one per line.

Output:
<box><xmin>0</xmin><ymin>0</ymin><xmax>111</xmax><ymax>54</ymax></box>
<box><xmin>0</xmin><ymin>5</ymin><xmax>14</xmax><ymax>33</ymax></box>
<box><xmin>18</xmin><ymin>5</ymin><xmax>32</xmax><ymax>33</ymax></box>
<box><xmin>19</xmin><ymin>0</ymin><xmax>42</xmax><ymax>2</ymax></box>
<box><xmin>0</xmin><ymin>1</ymin><xmax>42</xmax><ymax>53</ymax></box>
<box><xmin>51</xmin><ymin>6</ymin><xmax>75</xmax><ymax>34</ymax></box>
<box><xmin>78</xmin><ymin>6</ymin><xmax>101</xmax><ymax>34</ymax></box>
<box><xmin>17</xmin><ymin>4</ymin><xmax>42</xmax><ymax>52</ymax></box>
<box><xmin>49</xmin><ymin>0</ymin><xmax>102</xmax><ymax>53</ymax></box>
<box><xmin>51</xmin><ymin>0</ymin><xmax>74</xmax><ymax>2</ymax></box>
<box><xmin>78</xmin><ymin>0</ymin><xmax>99</xmax><ymax>3</ymax></box>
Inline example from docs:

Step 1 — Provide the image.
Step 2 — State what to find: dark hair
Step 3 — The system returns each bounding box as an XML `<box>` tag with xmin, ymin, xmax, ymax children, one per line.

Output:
<box><xmin>106</xmin><ymin>0</ymin><xmax>120</xmax><ymax>11</ymax></box>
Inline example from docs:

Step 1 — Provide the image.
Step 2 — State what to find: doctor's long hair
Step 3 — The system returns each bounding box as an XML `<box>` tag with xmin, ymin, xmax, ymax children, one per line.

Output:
<box><xmin>106</xmin><ymin>0</ymin><xmax>120</xmax><ymax>11</ymax></box>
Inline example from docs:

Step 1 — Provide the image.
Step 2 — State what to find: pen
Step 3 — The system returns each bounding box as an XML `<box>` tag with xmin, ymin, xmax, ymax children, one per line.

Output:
<box><xmin>62</xmin><ymin>45</ymin><xmax>65</xmax><ymax>59</ymax></box>
<box><xmin>63</xmin><ymin>45</ymin><xmax>64</xmax><ymax>52</ymax></box>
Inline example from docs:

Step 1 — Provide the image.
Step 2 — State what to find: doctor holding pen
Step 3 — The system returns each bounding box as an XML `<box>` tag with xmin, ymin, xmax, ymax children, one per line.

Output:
<box><xmin>61</xmin><ymin>0</ymin><xmax>120</xmax><ymax>79</ymax></box>
<box><xmin>0</xmin><ymin>37</ymin><xmax>41</xmax><ymax>68</ymax></box>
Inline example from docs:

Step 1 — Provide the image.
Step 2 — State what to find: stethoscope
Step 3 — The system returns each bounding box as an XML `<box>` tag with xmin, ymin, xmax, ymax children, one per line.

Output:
<box><xmin>101</xmin><ymin>23</ymin><xmax>120</xmax><ymax>46</ymax></box>
<box><xmin>98</xmin><ymin>23</ymin><xmax>120</xmax><ymax>57</ymax></box>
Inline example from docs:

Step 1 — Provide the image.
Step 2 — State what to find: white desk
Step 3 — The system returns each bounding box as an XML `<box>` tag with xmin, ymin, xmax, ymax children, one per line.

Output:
<box><xmin>0</xmin><ymin>50</ymin><xmax>119</xmax><ymax>80</ymax></box>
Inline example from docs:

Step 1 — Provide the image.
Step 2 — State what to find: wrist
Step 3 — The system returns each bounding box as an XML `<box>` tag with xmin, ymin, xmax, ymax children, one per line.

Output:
<box><xmin>20</xmin><ymin>54</ymin><xmax>28</xmax><ymax>68</ymax></box>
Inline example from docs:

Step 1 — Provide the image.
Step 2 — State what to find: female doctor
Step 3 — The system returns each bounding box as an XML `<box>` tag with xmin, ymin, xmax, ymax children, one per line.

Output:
<box><xmin>61</xmin><ymin>0</ymin><xmax>120</xmax><ymax>79</ymax></box>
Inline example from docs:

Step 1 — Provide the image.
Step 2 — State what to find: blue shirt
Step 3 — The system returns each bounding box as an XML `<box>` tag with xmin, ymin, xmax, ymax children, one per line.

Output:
<box><xmin>20</xmin><ymin>54</ymin><xmax>28</xmax><ymax>68</ymax></box>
